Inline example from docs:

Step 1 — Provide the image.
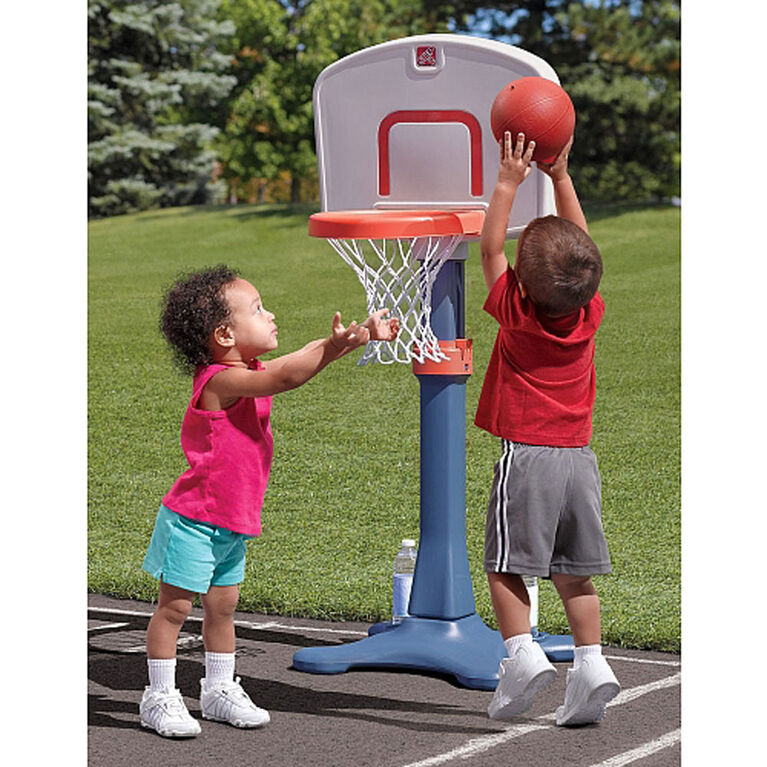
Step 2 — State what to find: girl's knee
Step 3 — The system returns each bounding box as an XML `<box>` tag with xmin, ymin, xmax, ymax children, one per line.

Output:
<box><xmin>202</xmin><ymin>585</ymin><xmax>240</xmax><ymax>618</ymax></box>
<box><xmin>156</xmin><ymin>582</ymin><xmax>195</xmax><ymax>625</ymax></box>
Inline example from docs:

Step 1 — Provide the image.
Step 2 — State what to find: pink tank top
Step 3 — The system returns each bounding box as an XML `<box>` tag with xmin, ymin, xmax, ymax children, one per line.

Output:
<box><xmin>162</xmin><ymin>362</ymin><xmax>273</xmax><ymax>536</ymax></box>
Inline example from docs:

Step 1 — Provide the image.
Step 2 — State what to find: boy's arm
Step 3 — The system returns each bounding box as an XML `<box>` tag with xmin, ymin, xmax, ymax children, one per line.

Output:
<box><xmin>205</xmin><ymin>312</ymin><xmax>369</xmax><ymax>404</ymax></box>
<box><xmin>536</xmin><ymin>136</ymin><xmax>588</xmax><ymax>233</ymax></box>
<box><xmin>481</xmin><ymin>132</ymin><xmax>536</xmax><ymax>292</ymax></box>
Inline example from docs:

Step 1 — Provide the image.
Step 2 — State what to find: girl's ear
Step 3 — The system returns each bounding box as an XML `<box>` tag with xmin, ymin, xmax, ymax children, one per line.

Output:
<box><xmin>212</xmin><ymin>324</ymin><xmax>235</xmax><ymax>348</ymax></box>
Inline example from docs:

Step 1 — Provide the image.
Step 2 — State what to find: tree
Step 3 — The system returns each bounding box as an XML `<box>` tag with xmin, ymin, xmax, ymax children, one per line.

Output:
<box><xmin>88</xmin><ymin>0</ymin><xmax>238</xmax><ymax>217</ymax></box>
<box><xmin>216</xmin><ymin>0</ymin><xmax>465</xmax><ymax>203</ymax></box>
<box><xmin>445</xmin><ymin>0</ymin><xmax>681</xmax><ymax>201</ymax></box>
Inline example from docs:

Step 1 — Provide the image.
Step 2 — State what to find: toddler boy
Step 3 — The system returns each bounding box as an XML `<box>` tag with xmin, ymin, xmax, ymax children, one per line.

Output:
<box><xmin>477</xmin><ymin>131</ymin><xmax>620</xmax><ymax>726</ymax></box>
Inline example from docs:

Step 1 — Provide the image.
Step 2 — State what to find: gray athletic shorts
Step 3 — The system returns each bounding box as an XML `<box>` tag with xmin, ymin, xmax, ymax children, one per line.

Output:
<box><xmin>484</xmin><ymin>440</ymin><xmax>612</xmax><ymax>577</ymax></box>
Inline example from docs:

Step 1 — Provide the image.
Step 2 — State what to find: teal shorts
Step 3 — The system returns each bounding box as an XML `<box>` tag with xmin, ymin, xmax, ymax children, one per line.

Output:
<box><xmin>142</xmin><ymin>505</ymin><xmax>252</xmax><ymax>594</ymax></box>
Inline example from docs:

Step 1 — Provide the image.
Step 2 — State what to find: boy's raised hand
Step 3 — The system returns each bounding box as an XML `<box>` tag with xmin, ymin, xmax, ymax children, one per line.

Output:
<box><xmin>329</xmin><ymin>311</ymin><xmax>370</xmax><ymax>353</ymax></box>
<box><xmin>364</xmin><ymin>309</ymin><xmax>400</xmax><ymax>341</ymax></box>
<box><xmin>536</xmin><ymin>135</ymin><xmax>573</xmax><ymax>181</ymax></box>
<box><xmin>497</xmin><ymin>131</ymin><xmax>536</xmax><ymax>189</ymax></box>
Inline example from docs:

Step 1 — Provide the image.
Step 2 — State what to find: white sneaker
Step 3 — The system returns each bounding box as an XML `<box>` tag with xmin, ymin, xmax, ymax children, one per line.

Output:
<box><xmin>200</xmin><ymin>676</ymin><xmax>270</xmax><ymax>728</ymax></box>
<box><xmin>556</xmin><ymin>655</ymin><xmax>620</xmax><ymax>726</ymax></box>
<box><xmin>139</xmin><ymin>686</ymin><xmax>201</xmax><ymax>738</ymax></box>
<box><xmin>487</xmin><ymin>641</ymin><xmax>557</xmax><ymax>720</ymax></box>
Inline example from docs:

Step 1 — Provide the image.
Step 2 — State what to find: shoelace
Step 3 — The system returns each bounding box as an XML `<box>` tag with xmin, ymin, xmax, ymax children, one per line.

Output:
<box><xmin>210</xmin><ymin>678</ymin><xmax>254</xmax><ymax>708</ymax></box>
<box><xmin>219</xmin><ymin>678</ymin><xmax>248</xmax><ymax>697</ymax></box>
<box><xmin>150</xmin><ymin>689</ymin><xmax>187</xmax><ymax>716</ymax></box>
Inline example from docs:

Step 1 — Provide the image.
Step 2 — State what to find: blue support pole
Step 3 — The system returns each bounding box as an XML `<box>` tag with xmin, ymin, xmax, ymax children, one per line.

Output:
<box><xmin>408</xmin><ymin>257</ymin><xmax>474</xmax><ymax>619</ymax></box>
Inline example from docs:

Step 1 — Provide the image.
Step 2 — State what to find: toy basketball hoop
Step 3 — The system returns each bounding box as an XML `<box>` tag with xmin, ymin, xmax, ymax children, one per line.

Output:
<box><xmin>293</xmin><ymin>35</ymin><xmax>574</xmax><ymax>691</ymax></box>
<box><xmin>309</xmin><ymin>209</ymin><xmax>484</xmax><ymax>365</ymax></box>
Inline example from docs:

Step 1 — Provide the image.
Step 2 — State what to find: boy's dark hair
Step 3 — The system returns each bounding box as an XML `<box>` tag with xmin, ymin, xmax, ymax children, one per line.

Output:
<box><xmin>515</xmin><ymin>215</ymin><xmax>603</xmax><ymax>317</ymax></box>
<box><xmin>160</xmin><ymin>264</ymin><xmax>240</xmax><ymax>373</ymax></box>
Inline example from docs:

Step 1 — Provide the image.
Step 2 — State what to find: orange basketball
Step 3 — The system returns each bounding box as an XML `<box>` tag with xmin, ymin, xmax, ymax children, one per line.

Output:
<box><xmin>490</xmin><ymin>77</ymin><xmax>575</xmax><ymax>164</ymax></box>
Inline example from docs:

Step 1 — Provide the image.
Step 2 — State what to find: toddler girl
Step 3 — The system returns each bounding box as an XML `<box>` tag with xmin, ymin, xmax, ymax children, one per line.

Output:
<box><xmin>139</xmin><ymin>264</ymin><xmax>398</xmax><ymax>737</ymax></box>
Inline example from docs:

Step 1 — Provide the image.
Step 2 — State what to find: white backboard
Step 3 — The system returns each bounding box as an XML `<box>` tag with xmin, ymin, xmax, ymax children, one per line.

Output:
<box><xmin>313</xmin><ymin>34</ymin><xmax>561</xmax><ymax>238</ymax></box>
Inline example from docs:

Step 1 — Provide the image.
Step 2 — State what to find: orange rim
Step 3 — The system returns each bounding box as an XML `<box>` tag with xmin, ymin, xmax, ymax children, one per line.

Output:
<box><xmin>308</xmin><ymin>209</ymin><xmax>485</xmax><ymax>239</ymax></box>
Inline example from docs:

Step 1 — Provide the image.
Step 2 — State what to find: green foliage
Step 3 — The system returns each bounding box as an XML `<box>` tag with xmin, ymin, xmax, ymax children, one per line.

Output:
<box><xmin>88</xmin><ymin>201</ymin><xmax>680</xmax><ymax>650</ymax></box>
<box><xmin>88</xmin><ymin>0</ymin><xmax>237</xmax><ymax>217</ymax></box>
<box><xmin>216</xmin><ymin>0</ymin><xmax>461</xmax><ymax>201</ymax></box>
<box><xmin>88</xmin><ymin>1</ymin><xmax>681</xmax><ymax>214</ymax></box>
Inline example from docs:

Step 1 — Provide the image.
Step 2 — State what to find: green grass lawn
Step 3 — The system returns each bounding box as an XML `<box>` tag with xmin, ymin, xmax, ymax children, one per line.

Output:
<box><xmin>88</xmin><ymin>201</ymin><xmax>680</xmax><ymax>651</ymax></box>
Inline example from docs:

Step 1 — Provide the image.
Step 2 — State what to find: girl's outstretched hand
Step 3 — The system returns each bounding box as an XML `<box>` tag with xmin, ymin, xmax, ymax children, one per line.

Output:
<box><xmin>364</xmin><ymin>309</ymin><xmax>400</xmax><ymax>341</ymax></box>
<box><xmin>329</xmin><ymin>311</ymin><xmax>370</xmax><ymax>353</ymax></box>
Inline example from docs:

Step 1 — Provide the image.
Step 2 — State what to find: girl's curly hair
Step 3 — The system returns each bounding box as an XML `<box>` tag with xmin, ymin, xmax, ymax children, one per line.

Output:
<box><xmin>160</xmin><ymin>265</ymin><xmax>240</xmax><ymax>373</ymax></box>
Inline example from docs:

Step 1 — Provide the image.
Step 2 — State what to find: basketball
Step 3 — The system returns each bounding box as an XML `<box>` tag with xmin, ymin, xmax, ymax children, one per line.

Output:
<box><xmin>490</xmin><ymin>77</ymin><xmax>575</xmax><ymax>164</ymax></box>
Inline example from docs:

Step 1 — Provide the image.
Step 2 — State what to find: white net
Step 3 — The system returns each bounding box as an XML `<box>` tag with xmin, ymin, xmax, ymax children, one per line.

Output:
<box><xmin>326</xmin><ymin>233</ymin><xmax>464</xmax><ymax>364</ymax></box>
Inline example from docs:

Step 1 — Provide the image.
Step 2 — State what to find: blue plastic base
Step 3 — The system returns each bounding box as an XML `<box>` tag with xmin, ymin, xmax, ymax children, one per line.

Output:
<box><xmin>532</xmin><ymin>629</ymin><xmax>575</xmax><ymax>663</ymax></box>
<box><xmin>292</xmin><ymin>613</ymin><xmax>506</xmax><ymax>690</ymax></box>
<box><xmin>369</xmin><ymin>624</ymin><xmax>575</xmax><ymax>662</ymax></box>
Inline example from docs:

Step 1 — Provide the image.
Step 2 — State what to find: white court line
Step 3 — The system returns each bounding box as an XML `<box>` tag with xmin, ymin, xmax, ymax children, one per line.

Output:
<box><xmin>400</xmin><ymin>673</ymin><xmax>681</xmax><ymax>767</ymax></box>
<box><xmin>88</xmin><ymin>609</ymin><xmax>679</xmax><ymax>668</ymax></box>
<box><xmin>402</xmin><ymin>723</ymin><xmax>552</xmax><ymax>766</ymax></box>
<box><xmin>87</xmin><ymin>622</ymin><xmax>129</xmax><ymax>633</ymax></box>
<box><xmin>605</xmin><ymin>654</ymin><xmax>680</xmax><ymax>668</ymax></box>
<box><xmin>586</xmin><ymin>729</ymin><xmax>681</xmax><ymax>767</ymax></box>
<box><xmin>88</xmin><ymin>606</ymin><xmax>368</xmax><ymax>637</ymax></box>
<box><xmin>119</xmin><ymin>635</ymin><xmax>204</xmax><ymax>654</ymax></box>
<box><xmin>608</xmin><ymin>672</ymin><xmax>681</xmax><ymax>707</ymax></box>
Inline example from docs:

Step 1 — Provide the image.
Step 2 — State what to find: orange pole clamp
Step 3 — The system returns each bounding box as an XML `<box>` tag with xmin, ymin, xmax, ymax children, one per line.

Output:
<box><xmin>412</xmin><ymin>338</ymin><xmax>473</xmax><ymax>376</ymax></box>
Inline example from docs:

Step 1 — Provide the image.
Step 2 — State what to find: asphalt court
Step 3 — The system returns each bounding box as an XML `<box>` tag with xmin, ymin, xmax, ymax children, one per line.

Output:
<box><xmin>88</xmin><ymin>593</ymin><xmax>681</xmax><ymax>766</ymax></box>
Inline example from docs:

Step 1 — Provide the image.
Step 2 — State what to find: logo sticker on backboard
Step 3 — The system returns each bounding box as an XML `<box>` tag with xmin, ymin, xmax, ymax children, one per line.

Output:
<box><xmin>416</xmin><ymin>46</ymin><xmax>438</xmax><ymax>67</ymax></box>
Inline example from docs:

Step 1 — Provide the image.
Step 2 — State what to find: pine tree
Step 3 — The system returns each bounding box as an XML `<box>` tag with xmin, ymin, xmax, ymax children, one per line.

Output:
<box><xmin>88</xmin><ymin>0</ymin><xmax>237</xmax><ymax>217</ymax></box>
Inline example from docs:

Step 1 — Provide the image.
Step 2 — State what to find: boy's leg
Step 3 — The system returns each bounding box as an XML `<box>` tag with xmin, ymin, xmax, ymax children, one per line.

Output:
<box><xmin>552</xmin><ymin>574</ymin><xmax>619</xmax><ymax>726</ymax></box>
<box><xmin>487</xmin><ymin>572</ymin><xmax>532</xmax><ymax>637</ymax></box>
<box><xmin>486</xmin><ymin>572</ymin><xmax>556</xmax><ymax>720</ymax></box>
<box><xmin>551</xmin><ymin>574</ymin><xmax>601</xmax><ymax>647</ymax></box>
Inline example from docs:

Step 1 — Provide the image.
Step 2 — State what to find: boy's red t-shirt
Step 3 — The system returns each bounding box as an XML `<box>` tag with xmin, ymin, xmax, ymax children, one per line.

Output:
<box><xmin>474</xmin><ymin>267</ymin><xmax>604</xmax><ymax>447</ymax></box>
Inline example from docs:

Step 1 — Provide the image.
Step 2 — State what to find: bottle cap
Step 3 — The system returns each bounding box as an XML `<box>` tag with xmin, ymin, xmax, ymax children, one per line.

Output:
<box><xmin>402</xmin><ymin>539</ymin><xmax>416</xmax><ymax>548</ymax></box>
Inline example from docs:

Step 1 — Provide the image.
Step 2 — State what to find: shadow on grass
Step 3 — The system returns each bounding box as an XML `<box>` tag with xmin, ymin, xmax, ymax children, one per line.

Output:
<box><xmin>127</xmin><ymin>202</ymin><xmax>321</xmax><ymax>225</ymax></box>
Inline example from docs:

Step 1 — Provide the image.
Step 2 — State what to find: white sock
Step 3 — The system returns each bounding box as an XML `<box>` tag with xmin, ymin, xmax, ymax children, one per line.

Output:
<box><xmin>205</xmin><ymin>651</ymin><xmax>235</xmax><ymax>685</ymax></box>
<box><xmin>504</xmin><ymin>633</ymin><xmax>533</xmax><ymax>657</ymax></box>
<box><xmin>573</xmin><ymin>644</ymin><xmax>602</xmax><ymax>670</ymax></box>
<box><xmin>147</xmin><ymin>658</ymin><xmax>176</xmax><ymax>691</ymax></box>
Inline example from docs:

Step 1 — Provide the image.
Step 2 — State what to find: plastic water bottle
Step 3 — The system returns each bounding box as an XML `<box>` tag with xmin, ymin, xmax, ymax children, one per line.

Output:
<box><xmin>392</xmin><ymin>539</ymin><xmax>417</xmax><ymax>624</ymax></box>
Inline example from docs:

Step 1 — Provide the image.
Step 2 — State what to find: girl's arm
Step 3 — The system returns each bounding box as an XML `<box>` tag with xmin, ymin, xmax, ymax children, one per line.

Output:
<box><xmin>360</xmin><ymin>308</ymin><xmax>399</xmax><ymax>341</ymax></box>
<box><xmin>203</xmin><ymin>312</ymin><xmax>369</xmax><ymax>408</ymax></box>
<box><xmin>481</xmin><ymin>132</ymin><xmax>536</xmax><ymax>291</ymax></box>
<box><xmin>265</xmin><ymin>309</ymin><xmax>398</xmax><ymax>375</ymax></box>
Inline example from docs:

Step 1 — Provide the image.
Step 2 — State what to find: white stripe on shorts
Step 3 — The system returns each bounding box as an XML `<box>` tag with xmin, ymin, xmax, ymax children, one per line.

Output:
<box><xmin>493</xmin><ymin>439</ymin><xmax>514</xmax><ymax>571</ymax></box>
